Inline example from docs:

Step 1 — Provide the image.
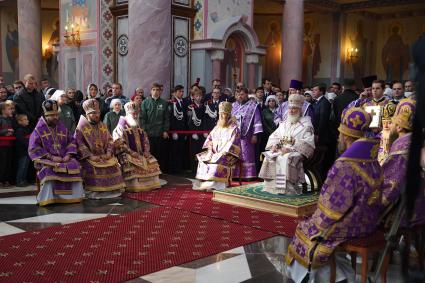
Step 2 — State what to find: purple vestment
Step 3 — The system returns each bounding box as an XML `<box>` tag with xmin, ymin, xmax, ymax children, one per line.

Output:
<box><xmin>381</xmin><ymin>133</ymin><xmax>425</xmax><ymax>227</ymax></box>
<box><xmin>74</xmin><ymin>115</ymin><xmax>125</xmax><ymax>192</ymax></box>
<box><xmin>231</xmin><ymin>100</ymin><xmax>263</xmax><ymax>179</ymax></box>
<box><xmin>286</xmin><ymin>138</ymin><xmax>383</xmax><ymax>268</ymax></box>
<box><xmin>29</xmin><ymin>117</ymin><xmax>82</xmax><ymax>195</ymax></box>
<box><xmin>113</xmin><ymin>117</ymin><xmax>161</xmax><ymax>191</ymax></box>
<box><xmin>196</xmin><ymin>122</ymin><xmax>241</xmax><ymax>183</ymax></box>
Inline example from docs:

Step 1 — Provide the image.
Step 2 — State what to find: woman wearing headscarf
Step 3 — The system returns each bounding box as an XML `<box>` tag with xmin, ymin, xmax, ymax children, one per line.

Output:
<box><xmin>260</xmin><ymin>95</ymin><xmax>279</xmax><ymax>156</ymax></box>
<box><xmin>86</xmin><ymin>83</ymin><xmax>107</xmax><ymax>119</ymax></box>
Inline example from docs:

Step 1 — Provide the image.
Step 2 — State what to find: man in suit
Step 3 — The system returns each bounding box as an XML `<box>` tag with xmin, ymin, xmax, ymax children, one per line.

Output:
<box><xmin>333</xmin><ymin>78</ymin><xmax>358</xmax><ymax>128</ymax></box>
<box><xmin>312</xmin><ymin>83</ymin><xmax>334</xmax><ymax>178</ymax></box>
<box><xmin>202</xmin><ymin>79</ymin><xmax>222</xmax><ymax>103</ymax></box>
<box><xmin>262</xmin><ymin>78</ymin><xmax>275</xmax><ymax>98</ymax></box>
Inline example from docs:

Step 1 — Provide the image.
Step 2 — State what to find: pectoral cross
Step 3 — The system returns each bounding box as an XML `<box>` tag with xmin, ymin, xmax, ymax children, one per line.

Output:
<box><xmin>53</xmin><ymin>143</ymin><xmax>61</xmax><ymax>151</ymax></box>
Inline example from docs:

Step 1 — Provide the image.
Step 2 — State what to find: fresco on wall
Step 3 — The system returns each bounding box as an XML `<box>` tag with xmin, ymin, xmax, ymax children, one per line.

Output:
<box><xmin>302</xmin><ymin>18</ymin><xmax>321</xmax><ymax>86</ymax></box>
<box><xmin>207</xmin><ymin>0</ymin><xmax>252</xmax><ymax>38</ymax></box>
<box><xmin>223</xmin><ymin>35</ymin><xmax>244</xmax><ymax>88</ymax></box>
<box><xmin>193</xmin><ymin>0</ymin><xmax>205</xmax><ymax>39</ymax></box>
<box><xmin>42</xmin><ymin>10</ymin><xmax>60</xmax><ymax>85</ymax></box>
<box><xmin>264</xmin><ymin>21</ymin><xmax>281</xmax><ymax>85</ymax></box>
<box><xmin>1</xmin><ymin>8</ymin><xmax>18</xmax><ymax>75</ymax></box>
<box><xmin>381</xmin><ymin>22</ymin><xmax>410</xmax><ymax>82</ymax></box>
<box><xmin>351</xmin><ymin>20</ymin><xmax>369</xmax><ymax>87</ymax></box>
<box><xmin>61</xmin><ymin>0</ymin><xmax>96</xmax><ymax>30</ymax></box>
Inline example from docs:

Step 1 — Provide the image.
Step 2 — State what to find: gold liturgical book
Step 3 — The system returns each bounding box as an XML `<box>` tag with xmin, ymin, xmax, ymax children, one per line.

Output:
<box><xmin>364</xmin><ymin>106</ymin><xmax>382</xmax><ymax>128</ymax></box>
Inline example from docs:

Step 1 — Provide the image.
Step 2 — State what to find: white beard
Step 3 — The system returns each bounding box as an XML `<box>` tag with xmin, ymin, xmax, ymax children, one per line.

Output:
<box><xmin>287</xmin><ymin>113</ymin><xmax>301</xmax><ymax>124</ymax></box>
<box><xmin>126</xmin><ymin>115</ymin><xmax>139</xmax><ymax>127</ymax></box>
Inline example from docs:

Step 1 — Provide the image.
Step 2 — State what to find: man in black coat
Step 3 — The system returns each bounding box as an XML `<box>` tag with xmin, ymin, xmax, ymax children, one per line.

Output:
<box><xmin>312</xmin><ymin>83</ymin><xmax>334</xmax><ymax>179</ymax></box>
<box><xmin>333</xmin><ymin>78</ymin><xmax>358</xmax><ymax>127</ymax></box>
<box><xmin>13</xmin><ymin>74</ymin><xmax>45</xmax><ymax>130</ymax></box>
<box><xmin>168</xmin><ymin>85</ymin><xmax>188</xmax><ymax>173</ymax></box>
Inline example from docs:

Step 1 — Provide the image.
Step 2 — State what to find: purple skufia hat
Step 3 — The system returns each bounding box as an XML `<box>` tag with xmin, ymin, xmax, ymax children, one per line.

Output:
<box><xmin>361</xmin><ymin>75</ymin><xmax>377</xmax><ymax>88</ymax></box>
<box><xmin>289</xmin><ymin>79</ymin><xmax>303</xmax><ymax>90</ymax></box>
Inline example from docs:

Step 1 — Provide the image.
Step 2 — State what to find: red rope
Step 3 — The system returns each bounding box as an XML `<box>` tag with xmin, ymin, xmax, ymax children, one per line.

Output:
<box><xmin>168</xmin><ymin>130</ymin><xmax>210</xmax><ymax>134</ymax></box>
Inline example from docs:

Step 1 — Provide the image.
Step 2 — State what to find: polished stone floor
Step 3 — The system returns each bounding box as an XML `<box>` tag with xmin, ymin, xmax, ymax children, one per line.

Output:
<box><xmin>0</xmin><ymin>174</ymin><xmax>408</xmax><ymax>282</ymax></box>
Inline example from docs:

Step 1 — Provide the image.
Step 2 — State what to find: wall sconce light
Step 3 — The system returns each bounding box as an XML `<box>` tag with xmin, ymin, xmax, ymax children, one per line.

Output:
<box><xmin>347</xmin><ymin>47</ymin><xmax>359</xmax><ymax>64</ymax></box>
<box><xmin>64</xmin><ymin>23</ymin><xmax>81</xmax><ymax>48</ymax></box>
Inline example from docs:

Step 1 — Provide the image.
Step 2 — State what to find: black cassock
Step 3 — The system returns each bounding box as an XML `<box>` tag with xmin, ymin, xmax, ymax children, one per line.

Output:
<box><xmin>187</xmin><ymin>102</ymin><xmax>206</xmax><ymax>172</ymax></box>
<box><xmin>168</xmin><ymin>97</ymin><xmax>188</xmax><ymax>173</ymax></box>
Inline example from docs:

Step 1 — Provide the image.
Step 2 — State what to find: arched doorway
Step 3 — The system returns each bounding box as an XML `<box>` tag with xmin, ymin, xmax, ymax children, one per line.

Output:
<box><xmin>223</xmin><ymin>34</ymin><xmax>245</xmax><ymax>89</ymax></box>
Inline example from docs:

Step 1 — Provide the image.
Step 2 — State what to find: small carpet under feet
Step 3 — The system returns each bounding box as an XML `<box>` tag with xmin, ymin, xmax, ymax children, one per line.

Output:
<box><xmin>0</xmin><ymin>206</ymin><xmax>273</xmax><ymax>282</ymax></box>
<box><xmin>125</xmin><ymin>185</ymin><xmax>302</xmax><ymax>237</ymax></box>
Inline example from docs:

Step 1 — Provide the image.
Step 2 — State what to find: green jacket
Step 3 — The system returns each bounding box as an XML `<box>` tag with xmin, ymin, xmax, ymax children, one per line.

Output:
<box><xmin>103</xmin><ymin>110</ymin><xmax>124</xmax><ymax>134</ymax></box>
<box><xmin>262</xmin><ymin>108</ymin><xmax>277</xmax><ymax>136</ymax></box>
<box><xmin>140</xmin><ymin>96</ymin><xmax>170</xmax><ymax>137</ymax></box>
<box><xmin>59</xmin><ymin>104</ymin><xmax>76</xmax><ymax>133</ymax></box>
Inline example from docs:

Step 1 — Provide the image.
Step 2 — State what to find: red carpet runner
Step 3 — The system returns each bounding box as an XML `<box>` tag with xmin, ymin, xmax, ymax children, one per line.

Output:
<box><xmin>126</xmin><ymin>186</ymin><xmax>300</xmax><ymax>237</ymax></box>
<box><xmin>0</xmin><ymin>206</ymin><xmax>272</xmax><ymax>282</ymax></box>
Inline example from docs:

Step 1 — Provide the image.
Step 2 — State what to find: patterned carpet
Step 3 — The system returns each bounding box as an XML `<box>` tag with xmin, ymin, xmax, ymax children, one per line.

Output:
<box><xmin>0</xmin><ymin>206</ymin><xmax>273</xmax><ymax>282</ymax></box>
<box><xmin>125</xmin><ymin>186</ymin><xmax>302</xmax><ymax>237</ymax></box>
<box><xmin>223</xmin><ymin>183</ymin><xmax>319</xmax><ymax>206</ymax></box>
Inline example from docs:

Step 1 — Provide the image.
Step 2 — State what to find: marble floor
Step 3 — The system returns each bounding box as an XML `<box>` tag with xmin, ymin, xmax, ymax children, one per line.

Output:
<box><xmin>0</xmin><ymin>174</ymin><xmax>409</xmax><ymax>282</ymax></box>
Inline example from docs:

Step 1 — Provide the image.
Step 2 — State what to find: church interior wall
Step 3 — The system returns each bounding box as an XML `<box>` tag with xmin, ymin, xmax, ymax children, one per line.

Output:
<box><xmin>59</xmin><ymin>0</ymin><xmax>99</xmax><ymax>93</ymax></box>
<box><xmin>206</xmin><ymin>0</ymin><xmax>253</xmax><ymax>39</ymax></box>
<box><xmin>0</xmin><ymin>1</ymin><xmax>60</xmax><ymax>87</ymax></box>
<box><xmin>253</xmin><ymin>14</ymin><xmax>281</xmax><ymax>85</ymax></box>
<box><xmin>1</xmin><ymin>4</ymin><xmax>19</xmax><ymax>84</ymax></box>
<box><xmin>303</xmin><ymin>12</ymin><xmax>333</xmax><ymax>87</ymax></box>
<box><xmin>191</xmin><ymin>49</ymin><xmax>212</xmax><ymax>92</ymax></box>
<box><xmin>375</xmin><ymin>15</ymin><xmax>425</xmax><ymax>82</ymax></box>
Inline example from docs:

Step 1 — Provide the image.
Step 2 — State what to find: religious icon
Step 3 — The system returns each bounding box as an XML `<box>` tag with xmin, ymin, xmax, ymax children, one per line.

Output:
<box><xmin>381</xmin><ymin>22</ymin><xmax>410</xmax><ymax>82</ymax></box>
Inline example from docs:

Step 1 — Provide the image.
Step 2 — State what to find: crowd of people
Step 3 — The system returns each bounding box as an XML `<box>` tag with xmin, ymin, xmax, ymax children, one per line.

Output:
<box><xmin>0</xmin><ymin>69</ymin><xmax>423</xmax><ymax>281</ymax></box>
<box><xmin>0</xmin><ymin>73</ymin><xmax>418</xmax><ymax>188</ymax></box>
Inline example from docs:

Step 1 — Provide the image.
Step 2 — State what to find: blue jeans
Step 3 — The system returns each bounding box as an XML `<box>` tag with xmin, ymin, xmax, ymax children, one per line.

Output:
<box><xmin>16</xmin><ymin>156</ymin><xmax>30</xmax><ymax>185</ymax></box>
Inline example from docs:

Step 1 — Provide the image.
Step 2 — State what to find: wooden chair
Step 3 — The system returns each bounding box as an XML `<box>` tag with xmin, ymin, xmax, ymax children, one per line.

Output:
<box><xmin>330</xmin><ymin>230</ymin><xmax>390</xmax><ymax>283</ymax></box>
<box><xmin>303</xmin><ymin>146</ymin><xmax>326</xmax><ymax>192</ymax></box>
<box><xmin>229</xmin><ymin>159</ymin><xmax>243</xmax><ymax>187</ymax></box>
<box><xmin>397</xmin><ymin>224</ymin><xmax>425</xmax><ymax>270</ymax></box>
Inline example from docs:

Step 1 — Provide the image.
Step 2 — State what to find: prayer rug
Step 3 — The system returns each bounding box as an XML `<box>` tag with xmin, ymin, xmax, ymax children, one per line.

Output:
<box><xmin>213</xmin><ymin>183</ymin><xmax>319</xmax><ymax>218</ymax></box>
<box><xmin>0</xmin><ymin>206</ymin><xmax>272</xmax><ymax>282</ymax></box>
<box><xmin>126</xmin><ymin>185</ymin><xmax>302</xmax><ymax>237</ymax></box>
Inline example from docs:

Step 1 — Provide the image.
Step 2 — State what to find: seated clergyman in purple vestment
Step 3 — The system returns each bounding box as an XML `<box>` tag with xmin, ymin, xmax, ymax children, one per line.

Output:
<box><xmin>259</xmin><ymin>93</ymin><xmax>315</xmax><ymax>195</ymax></box>
<box><xmin>380</xmin><ymin>97</ymin><xmax>425</xmax><ymax>227</ymax></box>
<box><xmin>75</xmin><ymin>99</ymin><xmax>125</xmax><ymax>199</ymax></box>
<box><xmin>285</xmin><ymin>106</ymin><xmax>383</xmax><ymax>283</ymax></box>
<box><xmin>231</xmin><ymin>87</ymin><xmax>262</xmax><ymax>180</ymax></box>
<box><xmin>194</xmin><ymin>102</ymin><xmax>241</xmax><ymax>191</ymax></box>
<box><xmin>28</xmin><ymin>100</ymin><xmax>84</xmax><ymax>206</ymax></box>
<box><xmin>113</xmin><ymin>102</ymin><xmax>161</xmax><ymax>192</ymax></box>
